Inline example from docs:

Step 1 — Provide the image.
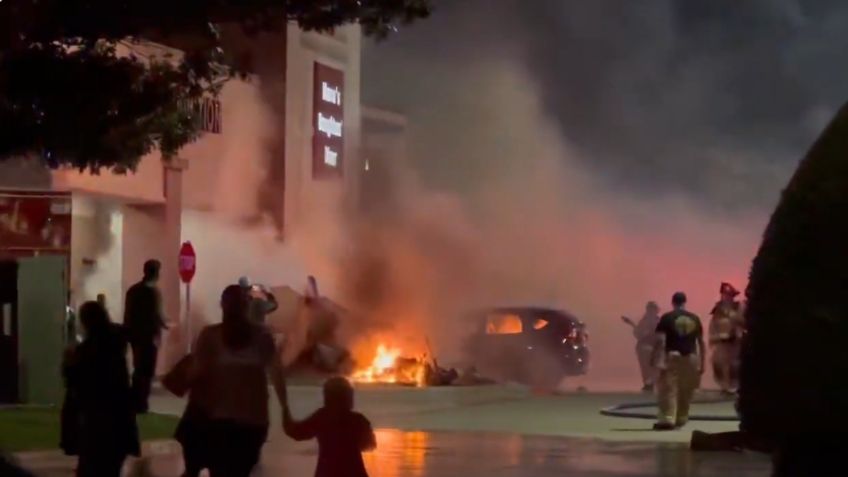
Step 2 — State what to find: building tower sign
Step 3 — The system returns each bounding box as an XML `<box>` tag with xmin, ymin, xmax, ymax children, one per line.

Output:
<box><xmin>313</xmin><ymin>62</ymin><xmax>345</xmax><ymax>178</ymax></box>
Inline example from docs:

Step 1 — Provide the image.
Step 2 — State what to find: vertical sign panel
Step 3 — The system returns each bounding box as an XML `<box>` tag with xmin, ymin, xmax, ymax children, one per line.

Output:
<box><xmin>313</xmin><ymin>62</ymin><xmax>345</xmax><ymax>179</ymax></box>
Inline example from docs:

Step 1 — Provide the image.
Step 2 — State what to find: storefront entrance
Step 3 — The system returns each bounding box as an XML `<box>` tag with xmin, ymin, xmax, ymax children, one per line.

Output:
<box><xmin>0</xmin><ymin>260</ymin><xmax>18</xmax><ymax>403</ymax></box>
<box><xmin>0</xmin><ymin>256</ymin><xmax>67</xmax><ymax>404</ymax></box>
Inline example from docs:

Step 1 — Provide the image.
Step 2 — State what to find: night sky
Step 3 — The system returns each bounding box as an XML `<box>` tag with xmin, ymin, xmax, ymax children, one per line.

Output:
<box><xmin>363</xmin><ymin>0</ymin><xmax>848</xmax><ymax>212</ymax></box>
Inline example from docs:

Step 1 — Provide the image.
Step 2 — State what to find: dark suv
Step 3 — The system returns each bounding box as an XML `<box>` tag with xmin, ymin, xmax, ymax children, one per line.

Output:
<box><xmin>464</xmin><ymin>307</ymin><xmax>589</xmax><ymax>386</ymax></box>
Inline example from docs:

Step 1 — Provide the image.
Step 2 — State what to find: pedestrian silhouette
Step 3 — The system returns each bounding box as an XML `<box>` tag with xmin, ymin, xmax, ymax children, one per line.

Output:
<box><xmin>124</xmin><ymin>259</ymin><xmax>167</xmax><ymax>413</ymax></box>
<box><xmin>167</xmin><ymin>352</ymin><xmax>210</xmax><ymax>477</ymax></box>
<box><xmin>180</xmin><ymin>284</ymin><xmax>287</xmax><ymax>477</ymax></box>
<box><xmin>283</xmin><ymin>376</ymin><xmax>376</xmax><ymax>477</ymax></box>
<box><xmin>70</xmin><ymin>301</ymin><xmax>140</xmax><ymax>477</ymax></box>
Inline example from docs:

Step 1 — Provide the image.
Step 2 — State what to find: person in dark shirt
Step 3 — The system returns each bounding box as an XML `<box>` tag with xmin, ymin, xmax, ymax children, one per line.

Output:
<box><xmin>652</xmin><ymin>291</ymin><xmax>705</xmax><ymax>430</ymax></box>
<box><xmin>283</xmin><ymin>376</ymin><xmax>376</xmax><ymax>477</ymax></box>
<box><xmin>123</xmin><ymin>259</ymin><xmax>167</xmax><ymax>413</ymax></box>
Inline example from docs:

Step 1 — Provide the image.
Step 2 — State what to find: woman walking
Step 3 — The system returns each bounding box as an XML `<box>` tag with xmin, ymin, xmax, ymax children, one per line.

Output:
<box><xmin>185</xmin><ymin>284</ymin><xmax>287</xmax><ymax>477</ymax></box>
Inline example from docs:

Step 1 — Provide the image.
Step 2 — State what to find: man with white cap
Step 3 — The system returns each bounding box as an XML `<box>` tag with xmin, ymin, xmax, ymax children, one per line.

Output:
<box><xmin>238</xmin><ymin>276</ymin><xmax>279</xmax><ymax>325</ymax></box>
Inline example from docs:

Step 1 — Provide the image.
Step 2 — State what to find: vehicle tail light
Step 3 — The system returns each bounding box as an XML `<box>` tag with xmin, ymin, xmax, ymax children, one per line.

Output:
<box><xmin>569</xmin><ymin>328</ymin><xmax>588</xmax><ymax>344</ymax></box>
<box><xmin>563</xmin><ymin>327</ymin><xmax>588</xmax><ymax>344</ymax></box>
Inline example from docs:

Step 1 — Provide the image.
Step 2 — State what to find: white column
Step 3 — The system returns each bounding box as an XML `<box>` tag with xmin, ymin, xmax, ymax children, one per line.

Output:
<box><xmin>159</xmin><ymin>157</ymin><xmax>188</xmax><ymax>372</ymax></box>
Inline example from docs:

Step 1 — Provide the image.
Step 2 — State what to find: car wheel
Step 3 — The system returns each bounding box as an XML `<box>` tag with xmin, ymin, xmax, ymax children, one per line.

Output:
<box><xmin>524</xmin><ymin>354</ymin><xmax>562</xmax><ymax>389</ymax></box>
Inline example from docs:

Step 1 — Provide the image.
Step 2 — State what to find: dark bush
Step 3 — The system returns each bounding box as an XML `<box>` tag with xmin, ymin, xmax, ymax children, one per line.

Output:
<box><xmin>740</xmin><ymin>103</ymin><xmax>848</xmax><ymax>446</ymax></box>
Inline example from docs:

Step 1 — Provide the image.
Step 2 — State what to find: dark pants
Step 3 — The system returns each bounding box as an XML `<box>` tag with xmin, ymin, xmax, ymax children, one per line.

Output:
<box><xmin>207</xmin><ymin>420</ymin><xmax>268</xmax><ymax>477</ymax></box>
<box><xmin>59</xmin><ymin>392</ymin><xmax>79</xmax><ymax>456</ymax></box>
<box><xmin>176</xmin><ymin>401</ymin><xmax>211</xmax><ymax>477</ymax></box>
<box><xmin>77</xmin><ymin>452</ymin><xmax>125</xmax><ymax>477</ymax></box>
<box><xmin>130</xmin><ymin>339</ymin><xmax>158</xmax><ymax>413</ymax></box>
<box><xmin>182</xmin><ymin>447</ymin><xmax>204</xmax><ymax>477</ymax></box>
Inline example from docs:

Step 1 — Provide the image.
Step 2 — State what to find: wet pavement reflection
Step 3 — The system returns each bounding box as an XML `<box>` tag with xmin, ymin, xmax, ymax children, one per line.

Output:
<box><xmin>127</xmin><ymin>429</ymin><xmax>770</xmax><ymax>477</ymax></box>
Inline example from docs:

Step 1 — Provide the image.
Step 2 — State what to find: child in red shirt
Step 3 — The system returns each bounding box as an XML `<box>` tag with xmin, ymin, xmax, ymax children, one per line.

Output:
<box><xmin>283</xmin><ymin>377</ymin><xmax>376</xmax><ymax>477</ymax></box>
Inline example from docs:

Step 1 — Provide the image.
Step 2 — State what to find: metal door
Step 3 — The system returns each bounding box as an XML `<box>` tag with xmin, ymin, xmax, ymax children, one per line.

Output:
<box><xmin>17</xmin><ymin>256</ymin><xmax>66</xmax><ymax>405</ymax></box>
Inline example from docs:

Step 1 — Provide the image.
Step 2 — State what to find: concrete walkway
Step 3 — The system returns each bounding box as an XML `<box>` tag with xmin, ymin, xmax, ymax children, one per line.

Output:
<box><xmin>154</xmin><ymin>385</ymin><xmax>742</xmax><ymax>443</ymax></box>
<box><xmin>15</xmin><ymin>386</ymin><xmax>771</xmax><ymax>476</ymax></box>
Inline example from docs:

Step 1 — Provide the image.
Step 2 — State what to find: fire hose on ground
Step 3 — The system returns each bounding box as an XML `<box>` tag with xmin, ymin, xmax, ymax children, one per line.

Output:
<box><xmin>599</xmin><ymin>396</ymin><xmax>740</xmax><ymax>421</ymax></box>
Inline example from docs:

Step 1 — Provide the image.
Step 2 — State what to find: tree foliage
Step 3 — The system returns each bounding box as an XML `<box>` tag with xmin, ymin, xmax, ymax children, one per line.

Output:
<box><xmin>739</xmin><ymin>103</ymin><xmax>848</xmax><ymax>442</ymax></box>
<box><xmin>0</xmin><ymin>0</ymin><xmax>431</xmax><ymax>172</ymax></box>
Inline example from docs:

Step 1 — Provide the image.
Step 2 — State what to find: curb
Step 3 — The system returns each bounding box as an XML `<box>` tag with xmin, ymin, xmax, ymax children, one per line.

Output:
<box><xmin>15</xmin><ymin>439</ymin><xmax>180</xmax><ymax>463</ymax></box>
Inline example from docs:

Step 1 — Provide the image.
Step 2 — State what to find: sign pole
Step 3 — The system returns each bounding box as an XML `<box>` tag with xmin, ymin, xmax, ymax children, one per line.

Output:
<box><xmin>185</xmin><ymin>283</ymin><xmax>192</xmax><ymax>353</ymax></box>
<box><xmin>178</xmin><ymin>241</ymin><xmax>197</xmax><ymax>355</ymax></box>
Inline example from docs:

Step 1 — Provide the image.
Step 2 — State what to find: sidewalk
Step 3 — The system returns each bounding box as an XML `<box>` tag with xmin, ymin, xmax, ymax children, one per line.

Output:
<box><xmin>14</xmin><ymin>387</ymin><xmax>752</xmax><ymax>476</ymax></box>
<box><xmin>19</xmin><ymin>430</ymin><xmax>770</xmax><ymax>477</ymax></box>
<box><xmin>151</xmin><ymin>386</ymin><xmax>740</xmax><ymax>443</ymax></box>
<box><xmin>16</xmin><ymin>440</ymin><xmax>180</xmax><ymax>476</ymax></box>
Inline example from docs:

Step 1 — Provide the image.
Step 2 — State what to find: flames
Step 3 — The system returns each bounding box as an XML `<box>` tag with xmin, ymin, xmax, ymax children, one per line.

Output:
<box><xmin>353</xmin><ymin>344</ymin><xmax>401</xmax><ymax>381</ymax></box>
<box><xmin>350</xmin><ymin>343</ymin><xmax>428</xmax><ymax>387</ymax></box>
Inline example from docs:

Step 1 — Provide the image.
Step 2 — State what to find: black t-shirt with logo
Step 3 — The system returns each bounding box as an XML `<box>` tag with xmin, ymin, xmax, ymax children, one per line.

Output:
<box><xmin>655</xmin><ymin>309</ymin><xmax>703</xmax><ymax>356</ymax></box>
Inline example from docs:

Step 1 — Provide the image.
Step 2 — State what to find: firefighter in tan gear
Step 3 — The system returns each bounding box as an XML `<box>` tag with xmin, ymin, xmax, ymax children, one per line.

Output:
<box><xmin>709</xmin><ymin>282</ymin><xmax>745</xmax><ymax>395</ymax></box>
<box><xmin>652</xmin><ymin>291</ymin><xmax>705</xmax><ymax>430</ymax></box>
<box><xmin>622</xmin><ymin>301</ymin><xmax>661</xmax><ymax>392</ymax></box>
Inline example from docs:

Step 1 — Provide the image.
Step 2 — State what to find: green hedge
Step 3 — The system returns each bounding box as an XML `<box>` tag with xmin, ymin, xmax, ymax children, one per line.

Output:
<box><xmin>740</xmin><ymin>103</ymin><xmax>848</xmax><ymax>440</ymax></box>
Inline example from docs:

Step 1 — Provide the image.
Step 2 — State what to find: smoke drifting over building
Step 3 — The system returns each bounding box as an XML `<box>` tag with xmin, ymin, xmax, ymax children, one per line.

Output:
<box><xmin>349</xmin><ymin>0</ymin><xmax>848</xmax><ymax>387</ymax></box>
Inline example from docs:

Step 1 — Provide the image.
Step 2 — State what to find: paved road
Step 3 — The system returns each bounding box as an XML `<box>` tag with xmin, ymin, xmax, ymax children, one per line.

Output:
<box><xmin>18</xmin><ymin>386</ymin><xmax>772</xmax><ymax>476</ymax></box>
<box><xmin>153</xmin><ymin>385</ymin><xmax>743</xmax><ymax>442</ymax></box>
<box><xmin>23</xmin><ymin>430</ymin><xmax>770</xmax><ymax>477</ymax></box>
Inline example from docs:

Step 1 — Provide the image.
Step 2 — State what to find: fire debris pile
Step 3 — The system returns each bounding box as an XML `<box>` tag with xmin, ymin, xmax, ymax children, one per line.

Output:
<box><xmin>349</xmin><ymin>344</ymin><xmax>461</xmax><ymax>387</ymax></box>
<box><xmin>274</xmin><ymin>277</ymin><xmax>492</xmax><ymax>387</ymax></box>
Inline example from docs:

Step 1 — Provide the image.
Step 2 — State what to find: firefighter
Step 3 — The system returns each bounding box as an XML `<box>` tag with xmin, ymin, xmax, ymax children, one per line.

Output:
<box><xmin>709</xmin><ymin>282</ymin><xmax>745</xmax><ymax>395</ymax></box>
<box><xmin>652</xmin><ymin>292</ymin><xmax>705</xmax><ymax>430</ymax></box>
<box><xmin>622</xmin><ymin>301</ymin><xmax>661</xmax><ymax>392</ymax></box>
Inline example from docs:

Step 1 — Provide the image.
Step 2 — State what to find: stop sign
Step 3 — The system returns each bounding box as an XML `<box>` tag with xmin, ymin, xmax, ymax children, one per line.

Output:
<box><xmin>178</xmin><ymin>241</ymin><xmax>196</xmax><ymax>284</ymax></box>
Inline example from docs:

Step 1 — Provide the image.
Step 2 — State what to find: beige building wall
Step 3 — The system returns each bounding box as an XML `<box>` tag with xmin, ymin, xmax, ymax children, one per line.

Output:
<box><xmin>120</xmin><ymin>204</ymin><xmax>167</xmax><ymax>305</ymax></box>
<box><xmin>181</xmin><ymin>78</ymin><xmax>272</xmax><ymax>218</ymax></box>
<box><xmin>284</xmin><ymin>25</ymin><xmax>362</xmax><ymax>235</ymax></box>
<box><xmin>68</xmin><ymin>195</ymin><xmax>125</xmax><ymax>317</ymax></box>
<box><xmin>52</xmin><ymin>152</ymin><xmax>165</xmax><ymax>205</ymax></box>
<box><xmin>16</xmin><ymin>24</ymin><xmax>365</xmax><ymax>354</ymax></box>
<box><xmin>360</xmin><ymin>106</ymin><xmax>408</xmax><ymax>215</ymax></box>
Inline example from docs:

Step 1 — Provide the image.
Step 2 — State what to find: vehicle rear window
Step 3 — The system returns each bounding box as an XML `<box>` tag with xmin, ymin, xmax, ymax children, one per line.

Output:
<box><xmin>485</xmin><ymin>314</ymin><xmax>523</xmax><ymax>335</ymax></box>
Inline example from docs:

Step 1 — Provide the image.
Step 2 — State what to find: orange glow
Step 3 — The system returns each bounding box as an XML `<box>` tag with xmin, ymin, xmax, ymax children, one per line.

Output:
<box><xmin>350</xmin><ymin>343</ymin><xmax>427</xmax><ymax>386</ymax></box>
<box><xmin>486</xmin><ymin>314</ymin><xmax>523</xmax><ymax>334</ymax></box>
<box><xmin>533</xmin><ymin>319</ymin><xmax>548</xmax><ymax>330</ymax></box>
<box><xmin>366</xmin><ymin>430</ymin><xmax>428</xmax><ymax>477</ymax></box>
<box><xmin>402</xmin><ymin>431</ymin><xmax>429</xmax><ymax>475</ymax></box>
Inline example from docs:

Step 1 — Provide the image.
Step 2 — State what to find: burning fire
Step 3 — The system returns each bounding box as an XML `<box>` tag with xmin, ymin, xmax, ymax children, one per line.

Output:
<box><xmin>350</xmin><ymin>343</ymin><xmax>427</xmax><ymax>387</ymax></box>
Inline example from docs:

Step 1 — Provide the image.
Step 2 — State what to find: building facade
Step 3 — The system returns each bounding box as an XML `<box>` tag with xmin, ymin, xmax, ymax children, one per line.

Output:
<box><xmin>360</xmin><ymin>106</ymin><xmax>408</xmax><ymax>215</ymax></box>
<box><xmin>0</xmin><ymin>23</ymin><xmax>364</xmax><ymax>371</ymax></box>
